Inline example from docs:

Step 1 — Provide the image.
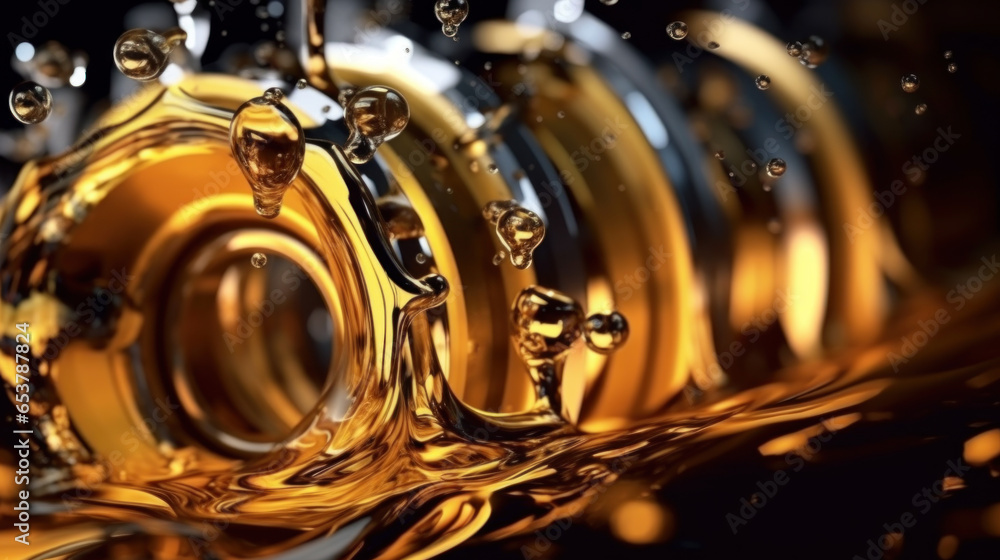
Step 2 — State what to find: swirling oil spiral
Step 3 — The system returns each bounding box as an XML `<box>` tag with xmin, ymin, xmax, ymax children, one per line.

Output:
<box><xmin>2</xmin><ymin>1</ymin><xmax>1000</xmax><ymax>559</ymax></box>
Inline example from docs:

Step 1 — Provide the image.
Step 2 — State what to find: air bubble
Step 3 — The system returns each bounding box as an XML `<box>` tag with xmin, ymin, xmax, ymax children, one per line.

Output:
<box><xmin>251</xmin><ymin>252</ymin><xmax>268</xmax><ymax>268</ymax></box>
<box><xmin>901</xmin><ymin>74</ymin><xmax>920</xmax><ymax>93</ymax></box>
<box><xmin>755</xmin><ymin>75</ymin><xmax>771</xmax><ymax>90</ymax></box>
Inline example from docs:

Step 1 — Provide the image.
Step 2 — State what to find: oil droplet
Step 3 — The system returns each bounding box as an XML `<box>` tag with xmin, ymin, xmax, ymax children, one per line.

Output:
<box><xmin>621</xmin><ymin>32</ymin><xmax>631</xmax><ymax>40</ymax></box>
<box><xmin>715</xmin><ymin>150</ymin><xmax>725</xmax><ymax>160</ymax></box>
<box><xmin>947</xmin><ymin>62</ymin><xmax>957</xmax><ymax>73</ymax></box>
<box><xmin>915</xmin><ymin>103</ymin><xmax>927</xmax><ymax>115</ymax></box>
<box><xmin>9</xmin><ymin>81</ymin><xmax>52</xmax><ymax>125</ymax></box>
<box><xmin>230</xmin><ymin>87</ymin><xmax>305</xmax><ymax>218</ymax></box>
<box><xmin>484</xmin><ymin>61</ymin><xmax>493</xmax><ymax>70</ymax></box>
<box><xmin>786</xmin><ymin>41</ymin><xmax>803</xmax><ymax>57</ymax></box>
<box><xmin>250</xmin><ymin>252</ymin><xmax>267</xmax><ymax>268</ymax></box>
<box><xmin>343</xmin><ymin>85</ymin><xmax>409</xmax><ymax>164</ymax></box>
<box><xmin>901</xmin><ymin>74</ymin><xmax>920</xmax><ymax>93</ymax></box>
<box><xmin>415</xmin><ymin>252</ymin><xmax>428</xmax><ymax>264</ymax></box>
<box><xmin>113</xmin><ymin>28</ymin><xmax>187</xmax><ymax>81</ymax></box>
<box><xmin>767</xmin><ymin>218</ymin><xmax>783</xmax><ymax>234</ymax></box>
<box><xmin>488</xmin><ymin>163</ymin><xmax>499</xmax><ymax>174</ymax></box>
<box><xmin>492</xmin><ymin>251</ymin><xmax>506</xmax><ymax>266</ymax></box>
<box><xmin>944</xmin><ymin>50</ymin><xmax>954</xmax><ymax>60</ymax></box>
<box><xmin>511</xmin><ymin>286</ymin><xmax>586</xmax><ymax>416</ymax></box>
<box><xmin>557</xmin><ymin>111</ymin><xmax>566</xmax><ymax>118</ymax></box>
<box><xmin>435</xmin><ymin>0</ymin><xmax>469</xmax><ymax>38</ymax></box>
<box><xmin>496</xmin><ymin>208</ymin><xmax>545</xmax><ymax>269</ymax></box>
<box><xmin>707</xmin><ymin>41</ymin><xmax>720</xmax><ymax>49</ymax></box>
<box><xmin>765</xmin><ymin>158</ymin><xmax>787</xmax><ymax>178</ymax></box>
<box><xmin>296</xmin><ymin>78</ymin><xmax>307</xmax><ymax>89</ymax></box>
<box><xmin>755</xmin><ymin>75</ymin><xmax>771</xmax><ymax>90</ymax></box>
<box><xmin>584</xmin><ymin>311</ymin><xmax>629</xmax><ymax>354</ymax></box>
<box><xmin>666</xmin><ymin>22</ymin><xmax>688</xmax><ymax>40</ymax></box>
<box><xmin>798</xmin><ymin>36</ymin><xmax>828</xmax><ymax>68</ymax></box>
<box><xmin>484</xmin><ymin>201</ymin><xmax>545</xmax><ymax>270</ymax></box>
<box><xmin>469</xmin><ymin>160</ymin><xmax>480</xmax><ymax>173</ymax></box>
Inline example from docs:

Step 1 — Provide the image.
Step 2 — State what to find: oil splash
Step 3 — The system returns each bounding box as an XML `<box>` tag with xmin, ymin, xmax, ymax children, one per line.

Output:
<box><xmin>1</xmin><ymin>7</ymin><xmax>999</xmax><ymax>560</ymax></box>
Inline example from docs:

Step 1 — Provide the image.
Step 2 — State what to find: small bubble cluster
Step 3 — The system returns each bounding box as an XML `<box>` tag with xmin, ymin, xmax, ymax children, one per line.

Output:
<box><xmin>787</xmin><ymin>36</ymin><xmax>827</xmax><ymax>69</ymax></box>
